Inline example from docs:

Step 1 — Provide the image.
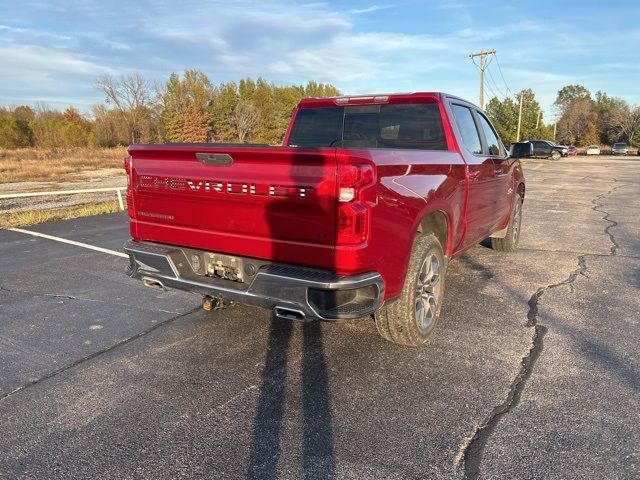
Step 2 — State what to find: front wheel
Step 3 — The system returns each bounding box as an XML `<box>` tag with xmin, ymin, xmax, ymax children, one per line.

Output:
<box><xmin>375</xmin><ymin>234</ymin><xmax>446</xmax><ymax>346</ymax></box>
<box><xmin>551</xmin><ymin>150</ymin><xmax>561</xmax><ymax>161</ymax></box>
<box><xmin>491</xmin><ymin>192</ymin><xmax>523</xmax><ymax>252</ymax></box>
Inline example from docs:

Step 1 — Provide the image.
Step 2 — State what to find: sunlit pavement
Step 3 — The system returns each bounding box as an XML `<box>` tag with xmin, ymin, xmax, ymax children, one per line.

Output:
<box><xmin>0</xmin><ymin>156</ymin><xmax>638</xmax><ymax>479</ymax></box>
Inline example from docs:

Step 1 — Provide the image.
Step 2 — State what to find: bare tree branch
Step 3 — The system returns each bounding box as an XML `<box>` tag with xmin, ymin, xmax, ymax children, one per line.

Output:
<box><xmin>96</xmin><ymin>73</ymin><xmax>156</xmax><ymax>143</ymax></box>
<box><xmin>230</xmin><ymin>101</ymin><xmax>260</xmax><ymax>142</ymax></box>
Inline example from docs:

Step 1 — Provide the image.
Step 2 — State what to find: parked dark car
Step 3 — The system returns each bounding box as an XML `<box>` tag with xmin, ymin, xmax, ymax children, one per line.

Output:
<box><xmin>529</xmin><ymin>140</ymin><xmax>568</xmax><ymax>160</ymax></box>
<box><xmin>612</xmin><ymin>143</ymin><xmax>628</xmax><ymax>155</ymax></box>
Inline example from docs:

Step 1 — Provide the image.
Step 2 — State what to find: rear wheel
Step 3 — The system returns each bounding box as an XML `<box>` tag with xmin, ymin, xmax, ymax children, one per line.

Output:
<box><xmin>551</xmin><ymin>150</ymin><xmax>561</xmax><ymax>161</ymax></box>
<box><xmin>375</xmin><ymin>234</ymin><xmax>446</xmax><ymax>346</ymax></box>
<box><xmin>491</xmin><ymin>192</ymin><xmax>523</xmax><ymax>252</ymax></box>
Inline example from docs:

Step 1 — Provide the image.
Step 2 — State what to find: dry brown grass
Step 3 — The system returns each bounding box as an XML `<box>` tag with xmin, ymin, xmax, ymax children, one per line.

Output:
<box><xmin>0</xmin><ymin>201</ymin><xmax>120</xmax><ymax>229</ymax></box>
<box><xmin>0</xmin><ymin>147</ymin><xmax>127</xmax><ymax>184</ymax></box>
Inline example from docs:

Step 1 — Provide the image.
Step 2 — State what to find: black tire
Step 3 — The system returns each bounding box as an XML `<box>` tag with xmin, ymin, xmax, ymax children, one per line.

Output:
<box><xmin>375</xmin><ymin>233</ymin><xmax>446</xmax><ymax>346</ymax></box>
<box><xmin>551</xmin><ymin>150</ymin><xmax>561</xmax><ymax>161</ymax></box>
<box><xmin>491</xmin><ymin>192</ymin><xmax>523</xmax><ymax>252</ymax></box>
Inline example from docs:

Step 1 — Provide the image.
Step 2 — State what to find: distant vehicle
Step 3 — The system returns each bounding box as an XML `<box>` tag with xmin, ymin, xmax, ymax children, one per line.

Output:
<box><xmin>530</xmin><ymin>140</ymin><xmax>568</xmax><ymax>160</ymax></box>
<box><xmin>586</xmin><ymin>145</ymin><xmax>601</xmax><ymax>155</ymax></box>
<box><xmin>612</xmin><ymin>143</ymin><xmax>628</xmax><ymax>155</ymax></box>
<box><xmin>567</xmin><ymin>145</ymin><xmax>577</xmax><ymax>156</ymax></box>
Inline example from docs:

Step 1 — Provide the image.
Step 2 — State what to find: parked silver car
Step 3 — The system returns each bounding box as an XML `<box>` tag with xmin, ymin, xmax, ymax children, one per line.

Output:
<box><xmin>612</xmin><ymin>143</ymin><xmax>628</xmax><ymax>155</ymax></box>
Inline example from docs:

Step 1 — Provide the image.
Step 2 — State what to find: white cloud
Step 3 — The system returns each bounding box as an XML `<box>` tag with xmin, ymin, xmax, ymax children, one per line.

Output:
<box><xmin>0</xmin><ymin>44</ymin><xmax>110</xmax><ymax>75</ymax></box>
<box><xmin>350</xmin><ymin>5</ymin><xmax>390</xmax><ymax>14</ymax></box>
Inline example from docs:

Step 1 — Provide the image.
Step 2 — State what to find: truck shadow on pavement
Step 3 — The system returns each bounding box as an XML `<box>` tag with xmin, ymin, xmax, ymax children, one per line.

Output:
<box><xmin>245</xmin><ymin>318</ymin><xmax>336</xmax><ymax>480</ymax></box>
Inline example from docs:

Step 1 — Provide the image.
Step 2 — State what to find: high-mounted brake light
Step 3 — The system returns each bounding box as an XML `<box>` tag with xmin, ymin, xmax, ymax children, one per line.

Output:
<box><xmin>334</xmin><ymin>95</ymin><xmax>389</xmax><ymax>105</ymax></box>
<box><xmin>336</xmin><ymin>163</ymin><xmax>375</xmax><ymax>245</ymax></box>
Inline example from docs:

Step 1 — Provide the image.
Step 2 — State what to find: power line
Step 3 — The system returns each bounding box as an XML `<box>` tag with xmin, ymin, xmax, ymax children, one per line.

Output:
<box><xmin>486</xmin><ymin>67</ymin><xmax>507</xmax><ymax>100</ymax></box>
<box><xmin>483</xmin><ymin>75</ymin><xmax>502</xmax><ymax>103</ymax></box>
<box><xmin>493</xmin><ymin>53</ymin><xmax>515</xmax><ymax>99</ymax></box>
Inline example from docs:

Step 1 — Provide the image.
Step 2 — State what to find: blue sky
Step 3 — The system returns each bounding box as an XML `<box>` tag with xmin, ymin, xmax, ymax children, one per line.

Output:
<box><xmin>1</xmin><ymin>0</ymin><xmax>639</xmax><ymax>119</ymax></box>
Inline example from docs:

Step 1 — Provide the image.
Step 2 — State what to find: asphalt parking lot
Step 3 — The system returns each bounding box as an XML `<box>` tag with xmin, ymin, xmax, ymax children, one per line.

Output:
<box><xmin>0</xmin><ymin>156</ymin><xmax>638</xmax><ymax>479</ymax></box>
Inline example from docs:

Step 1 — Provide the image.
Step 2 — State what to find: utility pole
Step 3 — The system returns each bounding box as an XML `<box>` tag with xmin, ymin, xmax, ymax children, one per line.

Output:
<box><xmin>516</xmin><ymin>93</ymin><xmax>524</xmax><ymax>141</ymax></box>
<box><xmin>535</xmin><ymin>110</ymin><xmax>541</xmax><ymax>129</ymax></box>
<box><xmin>469</xmin><ymin>49</ymin><xmax>496</xmax><ymax>109</ymax></box>
<box><xmin>553</xmin><ymin>122</ymin><xmax>557</xmax><ymax>141</ymax></box>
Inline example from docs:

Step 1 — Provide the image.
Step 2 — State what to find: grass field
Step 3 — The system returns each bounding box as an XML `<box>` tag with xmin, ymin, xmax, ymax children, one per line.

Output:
<box><xmin>0</xmin><ymin>147</ymin><xmax>126</xmax><ymax>184</ymax></box>
<box><xmin>0</xmin><ymin>201</ymin><xmax>120</xmax><ymax>229</ymax></box>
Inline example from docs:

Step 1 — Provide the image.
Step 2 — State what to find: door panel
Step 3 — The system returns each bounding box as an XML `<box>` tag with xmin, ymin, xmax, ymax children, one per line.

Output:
<box><xmin>449</xmin><ymin>104</ymin><xmax>497</xmax><ymax>249</ymax></box>
<box><xmin>475</xmin><ymin>112</ymin><xmax>513</xmax><ymax>231</ymax></box>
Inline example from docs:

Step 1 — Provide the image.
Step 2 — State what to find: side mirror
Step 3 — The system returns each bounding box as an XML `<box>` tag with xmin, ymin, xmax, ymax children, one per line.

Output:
<box><xmin>510</xmin><ymin>141</ymin><xmax>533</xmax><ymax>158</ymax></box>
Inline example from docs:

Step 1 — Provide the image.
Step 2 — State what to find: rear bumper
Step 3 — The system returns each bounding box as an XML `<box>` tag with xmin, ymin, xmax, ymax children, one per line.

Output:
<box><xmin>124</xmin><ymin>240</ymin><xmax>384</xmax><ymax>321</ymax></box>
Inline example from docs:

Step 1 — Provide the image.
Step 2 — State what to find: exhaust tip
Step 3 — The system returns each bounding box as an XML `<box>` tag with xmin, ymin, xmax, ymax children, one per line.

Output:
<box><xmin>273</xmin><ymin>306</ymin><xmax>306</xmax><ymax>321</ymax></box>
<box><xmin>142</xmin><ymin>277</ymin><xmax>166</xmax><ymax>290</ymax></box>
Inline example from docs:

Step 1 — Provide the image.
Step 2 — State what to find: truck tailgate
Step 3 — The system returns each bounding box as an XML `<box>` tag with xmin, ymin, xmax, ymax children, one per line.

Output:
<box><xmin>127</xmin><ymin>145</ymin><xmax>337</xmax><ymax>269</ymax></box>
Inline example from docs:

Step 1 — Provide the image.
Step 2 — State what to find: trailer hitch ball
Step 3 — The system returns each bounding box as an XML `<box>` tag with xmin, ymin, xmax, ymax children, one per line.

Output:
<box><xmin>202</xmin><ymin>295</ymin><xmax>221</xmax><ymax>311</ymax></box>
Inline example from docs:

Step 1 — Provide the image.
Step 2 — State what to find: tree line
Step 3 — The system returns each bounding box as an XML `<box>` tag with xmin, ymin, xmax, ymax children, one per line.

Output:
<box><xmin>486</xmin><ymin>85</ymin><xmax>640</xmax><ymax>147</ymax></box>
<box><xmin>0</xmin><ymin>70</ymin><xmax>341</xmax><ymax>149</ymax></box>
<box><xmin>2</xmin><ymin>72</ymin><xmax>638</xmax><ymax>149</ymax></box>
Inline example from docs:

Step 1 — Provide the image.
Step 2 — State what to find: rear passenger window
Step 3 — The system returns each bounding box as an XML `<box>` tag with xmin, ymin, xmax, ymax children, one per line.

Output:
<box><xmin>376</xmin><ymin>104</ymin><xmax>446</xmax><ymax>150</ymax></box>
<box><xmin>477</xmin><ymin>113</ymin><xmax>502</xmax><ymax>156</ymax></box>
<box><xmin>288</xmin><ymin>103</ymin><xmax>447</xmax><ymax>150</ymax></box>
<box><xmin>288</xmin><ymin>107</ymin><xmax>343</xmax><ymax>147</ymax></box>
<box><xmin>342</xmin><ymin>103</ymin><xmax>447</xmax><ymax>150</ymax></box>
<box><xmin>452</xmin><ymin>105</ymin><xmax>482</xmax><ymax>155</ymax></box>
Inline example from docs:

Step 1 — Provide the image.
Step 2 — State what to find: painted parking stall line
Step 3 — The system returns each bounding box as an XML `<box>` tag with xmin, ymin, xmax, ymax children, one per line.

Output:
<box><xmin>7</xmin><ymin>228</ymin><xmax>129</xmax><ymax>258</ymax></box>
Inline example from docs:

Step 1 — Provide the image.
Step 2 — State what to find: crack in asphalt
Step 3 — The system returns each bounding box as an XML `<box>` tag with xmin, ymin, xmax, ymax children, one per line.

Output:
<box><xmin>459</xmin><ymin>255</ymin><xmax>589</xmax><ymax>480</ymax></box>
<box><xmin>591</xmin><ymin>181</ymin><xmax>622</xmax><ymax>256</ymax></box>
<box><xmin>0</xmin><ymin>284</ymin><xmax>182</xmax><ymax>315</ymax></box>
<box><xmin>0</xmin><ymin>306</ymin><xmax>201</xmax><ymax>402</ymax></box>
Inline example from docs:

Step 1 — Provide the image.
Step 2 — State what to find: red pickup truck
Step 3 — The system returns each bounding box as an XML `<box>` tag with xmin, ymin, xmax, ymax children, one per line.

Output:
<box><xmin>124</xmin><ymin>92</ymin><xmax>529</xmax><ymax>346</ymax></box>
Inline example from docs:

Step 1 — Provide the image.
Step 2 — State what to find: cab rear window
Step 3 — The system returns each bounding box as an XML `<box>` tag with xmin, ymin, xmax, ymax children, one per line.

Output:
<box><xmin>288</xmin><ymin>103</ymin><xmax>447</xmax><ymax>151</ymax></box>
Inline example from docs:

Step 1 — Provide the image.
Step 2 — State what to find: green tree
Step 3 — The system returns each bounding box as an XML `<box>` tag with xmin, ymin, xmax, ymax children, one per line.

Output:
<box><xmin>0</xmin><ymin>107</ymin><xmax>33</xmax><ymax>148</ymax></box>
<box><xmin>211</xmin><ymin>82</ymin><xmax>239</xmax><ymax>142</ymax></box>
<box><xmin>159</xmin><ymin>70</ymin><xmax>216</xmax><ymax>142</ymax></box>
<box><xmin>486</xmin><ymin>91</ymin><xmax>552</xmax><ymax>144</ymax></box>
<box><xmin>556</xmin><ymin>98</ymin><xmax>597</xmax><ymax>146</ymax></box>
<box><xmin>554</xmin><ymin>84</ymin><xmax>591</xmax><ymax>115</ymax></box>
<box><xmin>485</xmin><ymin>96</ymin><xmax>518</xmax><ymax>143</ymax></box>
<box><xmin>251</xmin><ymin>78</ymin><xmax>279</xmax><ymax>144</ymax></box>
<box><xmin>593</xmin><ymin>91</ymin><xmax>617</xmax><ymax>144</ymax></box>
<box><xmin>0</xmin><ymin>110</ymin><xmax>32</xmax><ymax>148</ymax></box>
<box><xmin>304</xmin><ymin>81</ymin><xmax>341</xmax><ymax>97</ymax></box>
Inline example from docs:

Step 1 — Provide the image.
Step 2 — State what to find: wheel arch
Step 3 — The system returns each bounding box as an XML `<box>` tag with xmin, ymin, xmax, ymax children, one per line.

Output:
<box><xmin>416</xmin><ymin>210</ymin><xmax>449</xmax><ymax>255</ymax></box>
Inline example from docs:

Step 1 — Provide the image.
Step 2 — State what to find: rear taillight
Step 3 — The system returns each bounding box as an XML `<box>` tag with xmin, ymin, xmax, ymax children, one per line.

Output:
<box><xmin>336</xmin><ymin>163</ymin><xmax>375</xmax><ymax>245</ymax></box>
<box><xmin>123</xmin><ymin>156</ymin><xmax>135</xmax><ymax>219</ymax></box>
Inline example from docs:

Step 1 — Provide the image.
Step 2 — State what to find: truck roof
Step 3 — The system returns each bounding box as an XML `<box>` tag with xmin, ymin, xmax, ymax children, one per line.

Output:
<box><xmin>297</xmin><ymin>92</ymin><xmax>476</xmax><ymax>109</ymax></box>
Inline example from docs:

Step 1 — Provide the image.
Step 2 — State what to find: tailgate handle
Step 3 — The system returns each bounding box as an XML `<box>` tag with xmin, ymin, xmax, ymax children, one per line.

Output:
<box><xmin>196</xmin><ymin>153</ymin><xmax>233</xmax><ymax>166</ymax></box>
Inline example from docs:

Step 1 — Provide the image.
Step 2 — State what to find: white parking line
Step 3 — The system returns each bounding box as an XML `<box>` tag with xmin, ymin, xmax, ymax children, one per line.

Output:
<box><xmin>7</xmin><ymin>228</ymin><xmax>129</xmax><ymax>258</ymax></box>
